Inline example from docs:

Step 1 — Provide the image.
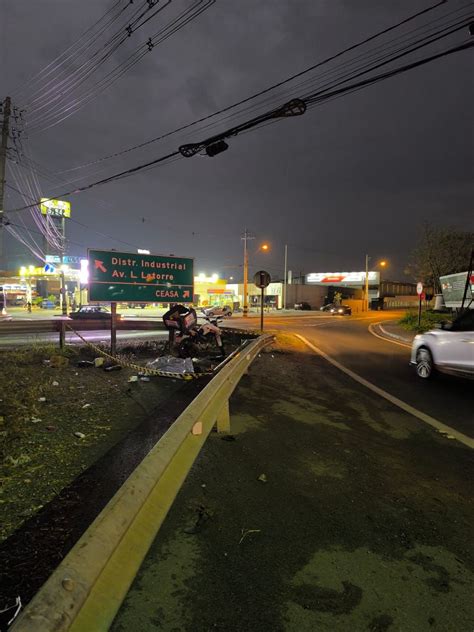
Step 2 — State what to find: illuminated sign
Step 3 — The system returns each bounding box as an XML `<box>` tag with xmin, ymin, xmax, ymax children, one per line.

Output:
<box><xmin>40</xmin><ymin>198</ymin><xmax>71</xmax><ymax>218</ymax></box>
<box><xmin>45</xmin><ymin>255</ymin><xmax>82</xmax><ymax>264</ymax></box>
<box><xmin>306</xmin><ymin>271</ymin><xmax>380</xmax><ymax>285</ymax></box>
<box><xmin>79</xmin><ymin>259</ymin><xmax>89</xmax><ymax>284</ymax></box>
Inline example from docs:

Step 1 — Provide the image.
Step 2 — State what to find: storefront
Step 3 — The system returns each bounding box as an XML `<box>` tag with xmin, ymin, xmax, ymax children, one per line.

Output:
<box><xmin>226</xmin><ymin>282</ymin><xmax>283</xmax><ymax>310</ymax></box>
<box><xmin>193</xmin><ymin>275</ymin><xmax>237</xmax><ymax>308</ymax></box>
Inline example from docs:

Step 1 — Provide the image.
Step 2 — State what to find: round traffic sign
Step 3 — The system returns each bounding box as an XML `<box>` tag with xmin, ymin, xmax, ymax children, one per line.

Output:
<box><xmin>416</xmin><ymin>282</ymin><xmax>423</xmax><ymax>296</ymax></box>
<box><xmin>254</xmin><ymin>270</ymin><xmax>271</xmax><ymax>289</ymax></box>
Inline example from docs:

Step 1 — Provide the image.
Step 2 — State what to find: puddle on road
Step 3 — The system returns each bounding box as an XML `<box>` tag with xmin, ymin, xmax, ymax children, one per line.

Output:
<box><xmin>284</xmin><ymin>545</ymin><xmax>473</xmax><ymax>632</ymax></box>
<box><xmin>272</xmin><ymin>397</ymin><xmax>351</xmax><ymax>431</ymax></box>
<box><xmin>348</xmin><ymin>399</ymin><xmax>413</xmax><ymax>440</ymax></box>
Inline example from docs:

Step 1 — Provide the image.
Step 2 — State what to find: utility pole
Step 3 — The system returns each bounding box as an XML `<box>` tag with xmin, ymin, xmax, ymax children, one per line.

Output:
<box><xmin>241</xmin><ymin>228</ymin><xmax>254</xmax><ymax>318</ymax></box>
<box><xmin>0</xmin><ymin>96</ymin><xmax>12</xmax><ymax>271</ymax></box>
<box><xmin>365</xmin><ymin>254</ymin><xmax>370</xmax><ymax>312</ymax></box>
<box><xmin>283</xmin><ymin>244</ymin><xmax>288</xmax><ymax>310</ymax></box>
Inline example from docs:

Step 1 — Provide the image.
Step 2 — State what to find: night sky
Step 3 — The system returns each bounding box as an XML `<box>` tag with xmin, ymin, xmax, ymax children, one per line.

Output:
<box><xmin>1</xmin><ymin>0</ymin><xmax>473</xmax><ymax>281</ymax></box>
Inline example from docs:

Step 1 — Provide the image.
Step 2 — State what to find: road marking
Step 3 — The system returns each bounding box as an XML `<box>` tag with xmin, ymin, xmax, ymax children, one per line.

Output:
<box><xmin>368</xmin><ymin>322</ymin><xmax>412</xmax><ymax>348</ymax></box>
<box><xmin>295</xmin><ymin>334</ymin><xmax>473</xmax><ymax>449</ymax></box>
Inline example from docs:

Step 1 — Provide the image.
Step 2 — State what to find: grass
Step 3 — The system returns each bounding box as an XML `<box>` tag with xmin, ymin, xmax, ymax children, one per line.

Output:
<box><xmin>398</xmin><ymin>310</ymin><xmax>452</xmax><ymax>334</ymax></box>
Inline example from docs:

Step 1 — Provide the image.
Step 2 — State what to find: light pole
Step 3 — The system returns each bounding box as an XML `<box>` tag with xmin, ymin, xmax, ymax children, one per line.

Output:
<box><xmin>241</xmin><ymin>229</ymin><xmax>254</xmax><ymax>317</ymax></box>
<box><xmin>365</xmin><ymin>257</ymin><xmax>387</xmax><ymax>311</ymax></box>
<box><xmin>365</xmin><ymin>254</ymin><xmax>370</xmax><ymax>312</ymax></box>
<box><xmin>283</xmin><ymin>244</ymin><xmax>288</xmax><ymax>310</ymax></box>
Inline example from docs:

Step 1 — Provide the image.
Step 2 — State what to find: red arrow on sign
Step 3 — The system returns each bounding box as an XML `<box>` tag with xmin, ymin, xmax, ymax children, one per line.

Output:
<box><xmin>94</xmin><ymin>260</ymin><xmax>107</xmax><ymax>273</ymax></box>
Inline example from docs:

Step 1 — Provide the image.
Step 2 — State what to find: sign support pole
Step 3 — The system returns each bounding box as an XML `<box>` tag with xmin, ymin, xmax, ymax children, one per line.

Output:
<box><xmin>260</xmin><ymin>287</ymin><xmax>264</xmax><ymax>332</ymax></box>
<box><xmin>417</xmin><ymin>294</ymin><xmax>422</xmax><ymax>328</ymax></box>
<box><xmin>111</xmin><ymin>302</ymin><xmax>117</xmax><ymax>355</ymax></box>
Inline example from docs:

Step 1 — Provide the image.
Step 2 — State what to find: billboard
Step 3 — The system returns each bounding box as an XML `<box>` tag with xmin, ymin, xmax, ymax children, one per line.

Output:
<box><xmin>306</xmin><ymin>271</ymin><xmax>380</xmax><ymax>286</ymax></box>
<box><xmin>88</xmin><ymin>249</ymin><xmax>194</xmax><ymax>303</ymax></box>
<box><xmin>40</xmin><ymin>198</ymin><xmax>71</xmax><ymax>218</ymax></box>
<box><xmin>440</xmin><ymin>272</ymin><xmax>473</xmax><ymax>308</ymax></box>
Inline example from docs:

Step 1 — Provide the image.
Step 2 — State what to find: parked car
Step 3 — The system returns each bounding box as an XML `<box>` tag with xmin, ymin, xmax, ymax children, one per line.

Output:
<box><xmin>69</xmin><ymin>305</ymin><xmax>122</xmax><ymax>320</ymax></box>
<box><xmin>320</xmin><ymin>303</ymin><xmax>335</xmax><ymax>311</ymax></box>
<box><xmin>127</xmin><ymin>303</ymin><xmax>147</xmax><ymax>309</ymax></box>
<box><xmin>41</xmin><ymin>300</ymin><xmax>56</xmax><ymax>309</ymax></box>
<box><xmin>294</xmin><ymin>302</ymin><xmax>311</xmax><ymax>310</ymax></box>
<box><xmin>330</xmin><ymin>305</ymin><xmax>352</xmax><ymax>315</ymax></box>
<box><xmin>410</xmin><ymin>309</ymin><xmax>474</xmax><ymax>379</ymax></box>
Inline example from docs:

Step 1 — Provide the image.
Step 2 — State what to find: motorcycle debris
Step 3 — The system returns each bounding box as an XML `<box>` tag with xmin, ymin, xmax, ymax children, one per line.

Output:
<box><xmin>77</xmin><ymin>360</ymin><xmax>94</xmax><ymax>368</ymax></box>
<box><xmin>104</xmin><ymin>365</ymin><xmax>122</xmax><ymax>372</ymax></box>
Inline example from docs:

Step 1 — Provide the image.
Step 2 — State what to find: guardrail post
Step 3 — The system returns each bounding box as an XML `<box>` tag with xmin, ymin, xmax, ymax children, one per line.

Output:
<box><xmin>216</xmin><ymin>400</ymin><xmax>231</xmax><ymax>433</ymax></box>
<box><xmin>59</xmin><ymin>321</ymin><xmax>65</xmax><ymax>349</ymax></box>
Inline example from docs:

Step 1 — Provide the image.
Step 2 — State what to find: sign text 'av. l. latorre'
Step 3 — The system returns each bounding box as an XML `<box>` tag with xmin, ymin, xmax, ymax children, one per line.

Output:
<box><xmin>88</xmin><ymin>249</ymin><xmax>194</xmax><ymax>303</ymax></box>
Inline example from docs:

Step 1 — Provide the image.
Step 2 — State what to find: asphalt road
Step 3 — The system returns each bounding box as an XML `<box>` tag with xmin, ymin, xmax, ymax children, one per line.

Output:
<box><xmin>0</xmin><ymin>329</ymin><xmax>168</xmax><ymax>347</ymax></box>
<box><xmin>229</xmin><ymin>311</ymin><xmax>473</xmax><ymax>440</ymax></box>
<box><xmin>112</xmin><ymin>321</ymin><xmax>473</xmax><ymax>632</ymax></box>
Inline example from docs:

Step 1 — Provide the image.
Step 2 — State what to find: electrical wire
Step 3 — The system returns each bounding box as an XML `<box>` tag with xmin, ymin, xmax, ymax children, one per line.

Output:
<box><xmin>7</xmin><ymin>4</ymin><xmax>472</xmax><ymax>214</ymax></box>
<box><xmin>22</xmin><ymin>1</ymin><xmax>216</xmax><ymax>135</ymax></box>
<box><xmin>11</xmin><ymin>0</ymin><xmax>128</xmax><ymax>99</ymax></box>
<box><xmin>54</xmin><ymin>0</ymin><xmax>472</xmax><ymax>176</ymax></box>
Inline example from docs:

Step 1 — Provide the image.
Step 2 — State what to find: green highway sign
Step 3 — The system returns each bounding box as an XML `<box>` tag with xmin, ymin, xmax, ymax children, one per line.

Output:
<box><xmin>88</xmin><ymin>249</ymin><xmax>194</xmax><ymax>303</ymax></box>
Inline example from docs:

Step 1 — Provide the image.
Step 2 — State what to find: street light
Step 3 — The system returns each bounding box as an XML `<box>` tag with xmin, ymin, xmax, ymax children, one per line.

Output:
<box><xmin>241</xmin><ymin>231</ymin><xmax>270</xmax><ymax>317</ymax></box>
<box><xmin>365</xmin><ymin>256</ymin><xmax>388</xmax><ymax>311</ymax></box>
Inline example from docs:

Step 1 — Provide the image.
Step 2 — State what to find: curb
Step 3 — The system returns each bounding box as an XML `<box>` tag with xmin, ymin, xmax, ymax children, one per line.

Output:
<box><xmin>378</xmin><ymin>322</ymin><xmax>414</xmax><ymax>344</ymax></box>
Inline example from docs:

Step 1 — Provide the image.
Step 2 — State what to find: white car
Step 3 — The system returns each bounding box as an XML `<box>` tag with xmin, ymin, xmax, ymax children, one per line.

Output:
<box><xmin>410</xmin><ymin>309</ymin><xmax>474</xmax><ymax>379</ymax></box>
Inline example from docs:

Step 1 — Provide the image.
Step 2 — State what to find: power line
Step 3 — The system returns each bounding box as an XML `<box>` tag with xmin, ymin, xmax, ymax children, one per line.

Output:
<box><xmin>22</xmin><ymin>0</ymin><xmax>216</xmax><ymax>134</ymax></box>
<box><xmin>55</xmin><ymin>0</ymin><xmax>461</xmax><ymax>175</ymax></box>
<box><xmin>7</xmin><ymin>13</ymin><xmax>473</xmax><ymax>213</ymax></box>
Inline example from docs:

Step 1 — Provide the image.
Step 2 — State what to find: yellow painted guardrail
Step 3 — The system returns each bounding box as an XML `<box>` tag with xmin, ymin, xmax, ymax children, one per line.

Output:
<box><xmin>11</xmin><ymin>333</ymin><xmax>274</xmax><ymax>632</ymax></box>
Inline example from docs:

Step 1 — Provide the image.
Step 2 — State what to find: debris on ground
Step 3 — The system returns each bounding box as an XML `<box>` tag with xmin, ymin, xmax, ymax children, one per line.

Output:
<box><xmin>74</xmin><ymin>432</ymin><xmax>86</xmax><ymax>439</ymax></box>
<box><xmin>3</xmin><ymin>455</ymin><xmax>31</xmax><ymax>468</ymax></box>
<box><xmin>94</xmin><ymin>358</ymin><xmax>105</xmax><ymax>368</ymax></box>
<box><xmin>0</xmin><ymin>595</ymin><xmax>22</xmax><ymax>628</ymax></box>
<box><xmin>51</xmin><ymin>381</ymin><xmax>59</xmax><ymax>387</ymax></box>
<box><xmin>183</xmin><ymin>505</ymin><xmax>212</xmax><ymax>535</ymax></box>
<box><xmin>147</xmin><ymin>356</ymin><xmax>195</xmax><ymax>374</ymax></box>
<box><xmin>257</xmin><ymin>473</ymin><xmax>267</xmax><ymax>483</ymax></box>
<box><xmin>77</xmin><ymin>360</ymin><xmax>94</xmax><ymax>368</ymax></box>
<box><xmin>49</xmin><ymin>355</ymin><xmax>68</xmax><ymax>368</ymax></box>
<box><xmin>238</xmin><ymin>528</ymin><xmax>261</xmax><ymax>545</ymax></box>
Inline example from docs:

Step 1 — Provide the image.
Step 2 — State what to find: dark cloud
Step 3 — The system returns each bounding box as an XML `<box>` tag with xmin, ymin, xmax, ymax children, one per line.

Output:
<box><xmin>1</xmin><ymin>0</ymin><xmax>472</xmax><ymax>279</ymax></box>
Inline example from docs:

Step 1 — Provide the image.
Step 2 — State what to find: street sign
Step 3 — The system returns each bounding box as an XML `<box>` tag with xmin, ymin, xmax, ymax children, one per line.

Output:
<box><xmin>88</xmin><ymin>249</ymin><xmax>194</xmax><ymax>303</ymax></box>
<box><xmin>40</xmin><ymin>198</ymin><xmax>71</xmax><ymax>218</ymax></box>
<box><xmin>416</xmin><ymin>282</ymin><xmax>423</xmax><ymax>296</ymax></box>
<box><xmin>420</xmin><ymin>292</ymin><xmax>426</xmax><ymax>301</ymax></box>
<box><xmin>254</xmin><ymin>270</ymin><xmax>271</xmax><ymax>289</ymax></box>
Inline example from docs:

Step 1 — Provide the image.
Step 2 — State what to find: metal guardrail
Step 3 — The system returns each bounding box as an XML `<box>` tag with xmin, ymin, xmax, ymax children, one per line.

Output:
<box><xmin>11</xmin><ymin>333</ymin><xmax>274</xmax><ymax>632</ymax></box>
<box><xmin>0</xmin><ymin>319</ymin><xmax>166</xmax><ymax>334</ymax></box>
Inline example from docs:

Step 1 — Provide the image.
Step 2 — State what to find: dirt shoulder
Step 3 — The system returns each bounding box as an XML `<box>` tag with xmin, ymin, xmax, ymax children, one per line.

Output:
<box><xmin>0</xmin><ymin>342</ymin><xmax>183</xmax><ymax>542</ymax></box>
<box><xmin>112</xmin><ymin>334</ymin><xmax>474</xmax><ymax>632</ymax></box>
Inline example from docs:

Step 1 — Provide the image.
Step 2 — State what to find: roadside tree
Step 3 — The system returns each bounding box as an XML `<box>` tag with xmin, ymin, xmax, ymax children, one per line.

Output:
<box><xmin>405</xmin><ymin>223</ymin><xmax>473</xmax><ymax>293</ymax></box>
